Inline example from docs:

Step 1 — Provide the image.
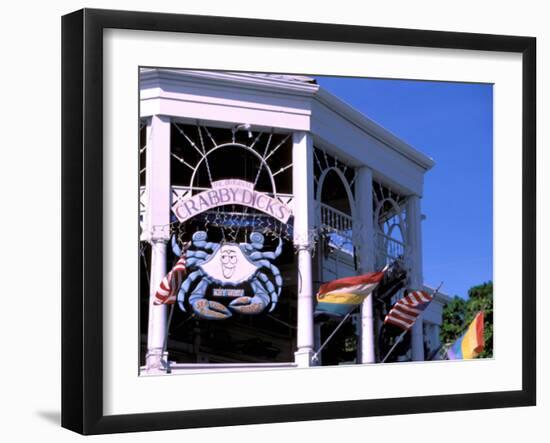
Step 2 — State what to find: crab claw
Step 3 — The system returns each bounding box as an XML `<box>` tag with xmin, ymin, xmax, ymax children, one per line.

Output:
<box><xmin>192</xmin><ymin>299</ymin><xmax>232</xmax><ymax>320</ymax></box>
<box><xmin>228</xmin><ymin>296</ymin><xmax>268</xmax><ymax>315</ymax></box>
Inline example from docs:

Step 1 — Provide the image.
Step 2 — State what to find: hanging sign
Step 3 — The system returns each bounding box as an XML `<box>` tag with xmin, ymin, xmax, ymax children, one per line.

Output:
<box><xmin>177</xmin><ymin>231</ymin><xmax>284</xmax><ymax>320</ymax></box>
<box><xmin>172</xmin><ymin>179</ymin><xmax>292</xmax><ymax>223</ymax></box>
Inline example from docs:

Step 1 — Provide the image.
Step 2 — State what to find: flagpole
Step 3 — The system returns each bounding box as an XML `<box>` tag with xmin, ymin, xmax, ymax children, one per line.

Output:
<box><xmin>312</xmin><ymin>309</ymin><xmax>356</xmax><ymax>363</ymax></box>
<box><xmin>160</xmin><ymin>303</ymin><xmax>175</xmax><ymax>374</ymax></box>
<box><xmin>381</xmin><ymin>281</ymin><xmax>443</xmax><ymax>364</ymax></box>
<box><xmin>381</xmin><ymin>329</ymin><xmax>408</xmax><ymax>363</ymax></box>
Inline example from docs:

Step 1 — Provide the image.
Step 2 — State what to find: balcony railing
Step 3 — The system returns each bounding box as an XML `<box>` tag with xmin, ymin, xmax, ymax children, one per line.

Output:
<box><xmin>320</xmin><ymin>203</ymin><xmax>353</xmax><ymax>233</ymax></box>
<box><xmin>375</xmin><ymin>231</ymin><xmax>407</xmax><ymax>268</ymax></box>
<box><xmin>319</xmin><ymin>203</ymin><xmax>354</xmax><ymax>255</ymax></box>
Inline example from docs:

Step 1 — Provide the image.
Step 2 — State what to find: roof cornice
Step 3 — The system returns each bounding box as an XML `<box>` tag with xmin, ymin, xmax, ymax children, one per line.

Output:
<box><xmin>140</xmin><ymin>68</ymin><xmax>320</xmax><ymax>97</ymax></box>
<box><xmin>314</xmin><ymin>88</ymin><xmax>435</xmax><ymax>171</ymax></box>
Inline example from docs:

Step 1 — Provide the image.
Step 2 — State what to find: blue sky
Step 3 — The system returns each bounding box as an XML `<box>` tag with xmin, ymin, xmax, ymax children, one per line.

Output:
<box><xmin>315</xmin><ymin>76</ymin><xmax>493</xmax><ymax>299</ymax></box>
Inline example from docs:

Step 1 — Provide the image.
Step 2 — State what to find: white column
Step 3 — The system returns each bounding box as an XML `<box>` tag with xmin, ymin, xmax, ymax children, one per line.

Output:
<box><xmin>292</xmin><ymin>131</ymin><xmax>315</xmax><ymax>367</ymax></box>
<box><xmin>145</xmin><ymin>115</ymin><xmax>172</xmax><ymax>373</ymax></box>
<box><xmin>407</xmin><ymin>195</ymin><xmax>425</xmax><ymax>361</ymax></box>
<box><xmin>355</xmin><ymin>167</ymin><xmax>376</xmax><ymax>363</ymax></box>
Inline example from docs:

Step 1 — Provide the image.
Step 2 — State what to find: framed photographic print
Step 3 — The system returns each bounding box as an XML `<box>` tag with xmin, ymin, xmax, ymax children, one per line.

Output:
<box><xmin>61</xmin><ymin>8</ymin><xmax>536</xmax><ymax>435</ymax></box>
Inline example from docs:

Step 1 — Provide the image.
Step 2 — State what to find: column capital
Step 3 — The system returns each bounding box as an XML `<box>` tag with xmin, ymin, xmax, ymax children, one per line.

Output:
<box><xmin>293</xmin><ymin>230</ymin><xmax>318</xmax><ymax>251</ymax></box>
<box><xmin>150</xmin><ymin>225</ymin><xmax>171</xmax><ymax>243</ymax></box>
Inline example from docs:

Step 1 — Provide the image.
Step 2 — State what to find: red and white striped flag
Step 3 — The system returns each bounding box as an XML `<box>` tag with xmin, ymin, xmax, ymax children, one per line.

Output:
<box><xmin>384</xmin><ymin>289</ymin><xmax>434</xmax><ymax>330</ymax></box>
<box><xmin>153</xmin><ymin>255</ymin><xmax>187</xmax><ymax>305</ymax></box>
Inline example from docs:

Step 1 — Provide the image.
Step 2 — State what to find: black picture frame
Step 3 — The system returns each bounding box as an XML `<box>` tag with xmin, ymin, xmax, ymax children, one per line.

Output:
<box><xmin>61</xmin><ymin>8</ymin><xmax>536</xmax><ymax>435</ymax></box>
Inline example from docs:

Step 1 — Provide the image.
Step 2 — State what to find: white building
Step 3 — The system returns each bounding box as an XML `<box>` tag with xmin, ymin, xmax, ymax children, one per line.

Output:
<box><xmin>139</xmin><ymin>69</ymin><xmax>450</xmax><ymax>374</ymax></box>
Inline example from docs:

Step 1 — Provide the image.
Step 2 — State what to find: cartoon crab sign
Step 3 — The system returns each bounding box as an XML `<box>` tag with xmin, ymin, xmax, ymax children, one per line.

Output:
<box><xmin>172</xmin><ymin>231</ymin><xmax>283</xmax><ymax>320</ymax></box>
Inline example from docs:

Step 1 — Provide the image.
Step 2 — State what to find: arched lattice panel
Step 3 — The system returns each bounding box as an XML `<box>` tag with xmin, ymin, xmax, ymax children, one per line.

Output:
<box><xmin>313</xmin><ymin>147</ymin><xmax>356</xmax><ymax>200</ymax></box>
<box><xmin>314</xmin><ymin>147</ymin><xmax>356</xmax><ymax>257</ymax></box>
<box><xmin>372</xmin><ymin>181</ymin><xmax>409</xmax><ymax>269</ymax></box>
<box><xmin>171</xmin><ymin>122</ymin><xmax>293</xmax><ymax>195</ymax></box>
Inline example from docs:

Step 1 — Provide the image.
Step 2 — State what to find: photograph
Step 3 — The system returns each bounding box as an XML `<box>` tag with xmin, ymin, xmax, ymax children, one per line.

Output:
<box><xmin>57</xmin><ymin>5</ymin><xmax>537</xmax><ymax>436</ymax></box>
<box><xmin>138</xmin><ymin>68</ymin><xmax>493</xmax><ymax>374</ymax></box>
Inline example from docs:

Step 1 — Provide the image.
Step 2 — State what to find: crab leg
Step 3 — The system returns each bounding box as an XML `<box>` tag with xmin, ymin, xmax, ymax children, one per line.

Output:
<box><xmin>171</xmin><ymin>235</ymin><xmax>182</xmax><ymax>257</ymax></box>
<box><xmin>261</xmin><ymin>238</ymin><xmax>283</xmax><ymax>260</ymax></box>
<box><xmin>256</xmin><ymin>271</ymin><xmax>280</xmax><ymax>312</ymax></box>
<box><xmin>185</xmin><ymin>250</ymin><xmax>208</xmax><ymax>268</ymax></box>
<box><xmin>252</xmin><ymin>259</ymin><xmax>283</xmax><ymax>295</ymax></box>
<box><xmin>229</xmin><ymin>279</ymin><xmax>270</xmax><ymax>315</ymax></box>
<box><xmin>177</xmin><ymin>269</ymin><xmax>202</xmax><ymax>311</ymax></box>
<box><xmin>192</xmin><ymin>231</ymin><xmax>218</xmax><ymax>251</ymax></box>
<box><xmin>189</xmin><ymin>279</ymin><xmax>232</xmax><ymax>320</ymax></box>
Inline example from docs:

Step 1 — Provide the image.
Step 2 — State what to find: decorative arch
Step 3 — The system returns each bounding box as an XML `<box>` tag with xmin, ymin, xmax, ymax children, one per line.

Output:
<box><xmin>373</xmin><ymin>197</ymin><xmax>407</xmax><ymax>238</ymax></box>
<box><xmin>189</xmin><ymin>142</ymin><xmax>278</xmax><ymax>195</ymax></box>
<box><xmin>372</xmin><ymin>183</ymin><xmax>409</xmax><ymax>268</ymax></box>
<box><xmin>316</xmin><ymin>166</ymin><xmax>355</xmax><ymax>218</ymax></box>
<box><xmin>170</xmin><ymin>122</ymin><xmax>293</xmax><ymax>196</ymax></box>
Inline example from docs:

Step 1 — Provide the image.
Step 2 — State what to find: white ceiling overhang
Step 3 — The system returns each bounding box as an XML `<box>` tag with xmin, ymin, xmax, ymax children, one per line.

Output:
<box><xmin>140</xmin><ymin>69</ymin><xmax>434</xmax><ymax>195</ymax></box>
